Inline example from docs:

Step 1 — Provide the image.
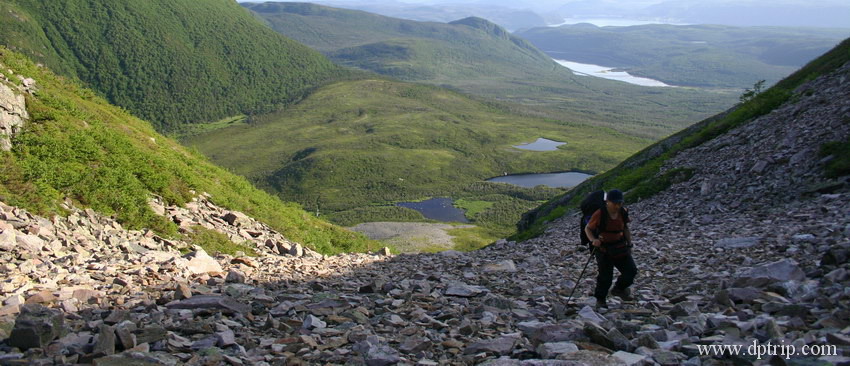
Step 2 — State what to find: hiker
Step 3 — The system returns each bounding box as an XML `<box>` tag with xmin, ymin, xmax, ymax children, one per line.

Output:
<box><xmin>584</xmin><ymin>189</ymin><xmax>637</xmax><ymax>308</ymax></box>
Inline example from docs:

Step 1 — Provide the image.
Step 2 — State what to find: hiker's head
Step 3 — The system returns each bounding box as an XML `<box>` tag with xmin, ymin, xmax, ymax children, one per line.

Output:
<box><xmin>606</xmin><ymin>189</ymin><xmax>624</xmax><ymax>208</ymax></box>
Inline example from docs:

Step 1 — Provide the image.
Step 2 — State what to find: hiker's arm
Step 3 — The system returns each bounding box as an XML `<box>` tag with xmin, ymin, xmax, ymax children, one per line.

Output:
<box><xmin>585</xmin><ymin>211</ymin><xmax>602</xmax><ymax>247</ymax></box>
<box><xmin>624</xmin><ymin>226</ymin><xmax>632</xmax><ymax>245</ymax></box>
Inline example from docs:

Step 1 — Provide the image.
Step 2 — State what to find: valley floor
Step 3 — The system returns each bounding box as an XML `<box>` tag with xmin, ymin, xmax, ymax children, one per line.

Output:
<box><xmin>348</xmin><ymin>222</ymin><xmax>475</xmax><ymax>253</ymax></box>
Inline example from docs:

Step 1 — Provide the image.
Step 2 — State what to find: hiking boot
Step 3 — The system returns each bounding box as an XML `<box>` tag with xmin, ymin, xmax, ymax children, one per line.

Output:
<box><xmin>595</xmin><ymin>298</ymin><xmax>608</xmax><ymax>309</ymax></box>
<box><xmin>610</xmin><ymin>287</ymin><xmax>634</xmax><ymax>301</ymax></box>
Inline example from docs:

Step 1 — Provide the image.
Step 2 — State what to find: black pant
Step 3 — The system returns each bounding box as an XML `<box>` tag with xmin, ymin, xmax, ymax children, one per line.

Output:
<box><xmin>594</xmin><ymin>249</ymin><xmax>638</xmax><ymax>300</ymax></box>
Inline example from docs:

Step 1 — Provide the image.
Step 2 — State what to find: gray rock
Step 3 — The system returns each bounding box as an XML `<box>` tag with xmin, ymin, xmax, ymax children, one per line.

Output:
<box><xmin>15</xmin><ymin>234</ymin><xmax>44</xmax><ymax>252</ymax></box>
<box><xmin>290</xmin><ymin>243</ymin><xmax>304</xmax><ymax>257</ymax></box>
<box><xmin>399</xmin><ymin>336</ymin><xmax>431</xmax><ymax>353</ymax></box>
<box><xmin>826</xmin><ymin>333</ymin><xmax>850</xmax><ymax>346</ymax></box>
<box><xmin>734</xmin><ymin>259</ymin><xmax>805</xmax><ymax>287</ymax></box>
<box><xmin>584</xmin><ymin>322</ymin><xmax>615</xmax><ymax>350</ymax></box>
<box><xmin>303</xmin><ymin>314</ymin><xmax>327</xmax><ymax>330</ymax></box>
<box><xmin>93</xmin><ymin>324</ymin><xmax>116</xmax><ymax>357</ymax></box>
<box><xmin>611</xmin><ymin>351</ymin><xmax>648</xmax><ymax>366</ymax></box>
<box><xmin>577</xmin><ymin>305</ymin><xmax>606</xmax><ymax>324</ymax></box>
<box><xmin>464</xmin><ymin>334</ymin><xmax>520</xmax><ymax>355</ymax></box>
<box><xmin>225</xmin><ymin>269</ymin><xmax>246</xmax><ymax>283</ymax></box>
<box><xmin>134</xmin><ymin>326</ymin><xmax>167</xmax><ymax>345</ymax></box>
<box><xmin>824</xmin><ymin>268</ymin><xmax>847</xmax><ymax>283</ymax></box>
<box><xmin>651</xmin><ymin>350</ymin><xmax>687</xmax><ymax>365</ymax></box>
<box><xmin>536</xmin><ymin>342</ymin><xmax>579</xmax><ymax>359</ymax></box>
<box><xmin>714</xmin><ymin>237</ymin><xmax>761</xmax><ymax>249</ymax></box>
<box><xmin>174</xmin><ymin>283</ymin><xmax>192</xmax><ymax>300</ymax></box>
<box><xmin>165</xmin><ymin>295</ymin><xmax>250</xmax><ymax>314</ymax></box>
<box><xmin>354</xmin><ymin>341</ymin><xmax>401</xmax><ymax>366</ymax></box>
<box><xmin>183</xmin><ymin>249</ymin><xmax>223</xmax><ymax>274</ymax></box>
<box><xmin>9</xmin><ymin>304</ymin><xmax>65</xmax><ymax>350</ymax></box>
<box><xmin>216</xmin><ymin>330</ymin><xmax>236</xmax><ymax>347</ymax></box>
<box><xmin>115</xmin><ymin>322</ymin><xmax>137</xmax><ymax>350</ymax></box>
<box><xmin>530</xmin><ymin>324</ymin><xmax>584</xmax><ymax>345</ymax></box>
<box><xmin>222</xmin><ymin>212</ymin><xmax>251</xmax><ymax>227</ymax></box>
<box><xmin>0</xmin><ymin>229</ymin><xmax>16</xmax><ymax>251</ymax></box>
<box><xmin>92</xmin><ymin>351</ymin><xmax>181</xmax><ymax>366</ymax></box>
<box><xmin>607</xmin><ymin>328</ymin><xmax>633</xmax><ymax>351</ymax></box>
<box><xmin>669</xmin><ymin>301</ymin><xmax>700</xmax><ymax>317</ymax></box>
<box><xmin>445</xmin><ymin>282</ymin><xmax>488</xmax><ymax>297</ymax></box>
<box><xmin>483</xmin><ymin>260</ymin><xmax>517</xmax><ymax>273</ymax></box>
<box><xmin>635</xmin><ymin>334</ymin><xmax>660</xmax><ymax>349</ymax></box>
<box><xmin>726</xmin><ymin>287</ymin><xmax>764</xmax><ymax>303</ymax></box>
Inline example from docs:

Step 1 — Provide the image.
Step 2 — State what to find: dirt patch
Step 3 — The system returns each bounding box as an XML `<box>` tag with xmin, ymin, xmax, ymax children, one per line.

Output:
<box><xmin>348</xmin><ymin>222</ymin><xmax>475</xmax><ymax>253</ymax></box>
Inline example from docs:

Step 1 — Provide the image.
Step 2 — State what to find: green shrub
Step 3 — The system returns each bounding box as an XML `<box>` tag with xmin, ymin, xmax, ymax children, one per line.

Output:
<box><xmin>820</xmin><ymin>135</ymin><xmax>850</xmax><ymax>178</ymax></box>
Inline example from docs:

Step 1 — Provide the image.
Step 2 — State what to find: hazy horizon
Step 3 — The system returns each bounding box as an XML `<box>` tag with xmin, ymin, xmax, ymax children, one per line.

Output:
<box><xmin>238</xmin><ymin>0</ymin><xmax>850</xmax><ymax>29</ymax></box>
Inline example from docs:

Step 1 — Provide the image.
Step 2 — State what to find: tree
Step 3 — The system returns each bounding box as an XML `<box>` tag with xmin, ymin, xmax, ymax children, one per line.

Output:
<box><xmin>739</xmin><ymin>80</ymin><xmax>766</xmax><ymax>103</ymax></box>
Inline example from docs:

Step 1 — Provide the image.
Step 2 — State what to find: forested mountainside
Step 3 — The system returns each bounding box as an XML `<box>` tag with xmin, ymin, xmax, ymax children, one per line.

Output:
<box><xmin>517</xmin><ymin>23</ymin><xmax>849</xmax><ymax>88</ymax></box>
<box><xmin>0</xmin><ymin>0</ymin><xmax>342</xmax><ymax>132</ymax></box>
<box><xmin>0</xmin><ymin>47</ymin><xmax>374</xmax><ymax>255</ymax></box>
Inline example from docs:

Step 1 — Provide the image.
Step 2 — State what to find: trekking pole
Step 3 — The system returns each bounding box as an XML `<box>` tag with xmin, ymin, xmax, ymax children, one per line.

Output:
<box><xmin>565</xmin><ymin>247</ymin><xmax>596</xmax><ymax>305</ymax></box>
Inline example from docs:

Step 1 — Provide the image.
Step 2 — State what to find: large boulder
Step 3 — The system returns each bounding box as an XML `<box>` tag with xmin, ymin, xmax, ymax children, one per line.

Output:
<box><xmin>183</xmin><ymin>249</ymin><xmax>223</xmax><ymax>275</ymax></box>
<box><xmin>9</xmin><ymin>304</ymin><xmax>65</xmax><ymax>350</ymax></box>
<box><xmin>734</xmin><ymin>259</ymin><xmax>805</xmax><ymax>287</ymax></box>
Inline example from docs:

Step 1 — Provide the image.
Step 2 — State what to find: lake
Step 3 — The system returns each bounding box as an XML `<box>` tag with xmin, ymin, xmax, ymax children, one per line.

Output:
<box><xmin>554</xmin><ymin>59</ymin><xmax>672</xmax><ymax>87</ymax></box>
<box><xmin>486</xmin><ymin>171</ymin><xmax>592</xmax><ymax>188</ymax></box>
<box><xmin>397</xmin><ymin>197</ymin><xmax>469</xmax><ymax>223</ymax></box>
<box><xmin>513</xmin><ymin>137</ymin><xmax>566</xmax><ymax>151</ymax></box>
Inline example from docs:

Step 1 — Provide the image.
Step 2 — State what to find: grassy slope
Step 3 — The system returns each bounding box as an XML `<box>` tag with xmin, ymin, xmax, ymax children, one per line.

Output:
<box><xmin>243</xmin><ymin>2</ymin><xmax>737</xmax><ymax>140</ymax></box>
<box><xmin>184</xmin><ymin>78</ymin><xmax>646</xmax><ymax>241</ymax></box>
<box><xmin>0</xmin><ymin>48</ymin><xmax>376</xmax><ymax>255</ymax></box>
<box><xmin>517</xmin><ymin>24</ymin><xmax>850</xmax><ymax>88</ymax></box>
<box><xmin>0</xmin><ymin>0</ymin><xmax>342</xmax><ymax>132</ymax></box>
<box><xmin>513</xmin><ymin>37</ymin><xmax>850</xmax><ymax>241</ymax></box>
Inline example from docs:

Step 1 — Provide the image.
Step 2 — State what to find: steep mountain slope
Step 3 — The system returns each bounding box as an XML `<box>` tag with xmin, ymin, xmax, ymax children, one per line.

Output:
<box><xmin>0</xmin><ymin>47</ymin><xmax>373</xmax><ymax>254</ymax></box>
<box><xmin>518</xmin><ymin>24</ymin><xmax>849</xmax><ymax>88</ymax></box>
<box><xmin>0</xmin><ymin>0</ymin><xmax>341</xmax><ymax>132</ymax></box>
<box><xmin>1</xmin><ymin>43</ymin><xmax>847</xmax><ymax>365</ymax></box>
<box><xmin>243</xmin><ymin>2</ymin><xmax>737</xmax><ymax>139</ymax></box>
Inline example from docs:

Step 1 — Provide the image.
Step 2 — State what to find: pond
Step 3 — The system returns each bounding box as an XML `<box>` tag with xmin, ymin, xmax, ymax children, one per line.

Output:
<box><xmin>513</xmin><ymin>138</ymin><xmax>566</xmax><ymax>151</ymax></box>
<box><xmin>396</xmin><ymin>197</ymin><xmax>469</xmax><ymax>223</ymax></box>
<box><xmin>486</xmin><ymin>171</ymin><xmax>593</xmax><ymax>188</ymax></box>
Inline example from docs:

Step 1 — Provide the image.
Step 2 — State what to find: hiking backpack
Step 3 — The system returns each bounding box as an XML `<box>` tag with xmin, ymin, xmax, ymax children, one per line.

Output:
<box><xmin>579</xmin><ymin>190</ymin><xmax>606</xmax><ymax>247</ymax></box>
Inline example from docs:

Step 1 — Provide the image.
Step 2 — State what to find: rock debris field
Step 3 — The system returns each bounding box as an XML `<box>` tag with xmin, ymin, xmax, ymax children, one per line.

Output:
<box><xmin>1</xmin><ymin>60</ymin><xmax>850</xmax><ymax>366</ymax></box>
